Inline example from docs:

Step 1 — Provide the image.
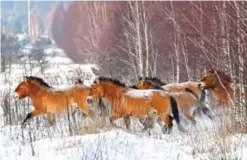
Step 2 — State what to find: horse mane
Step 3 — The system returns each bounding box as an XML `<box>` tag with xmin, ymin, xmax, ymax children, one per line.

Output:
<box><xmin>139</xmin><ymin>77</ymin><xmax>167</xmax><ymax>86</ymax></box>
<box><xmin>208</xmin><ymin>69</ymin><xmax>232</xmax><ymax>86</ymax></box>
<box><xmin>144</xmin><ymin>77</ymin><xmax>167</xmax><ymax>86</ymax></box>
<box><xmin>144</xmin><ymin>81</ymin><xmax>164</xmax><ymax>90</ymax></box>
<box><xmin>97</xmin><ymin>77</ymin><xmax>126</xmax><ymax>87</ymax></box>
<box><xmin>75</xmin><ymin>79</ymin><xmax>83</xmax><ymax>84</ymax></box>
<box><xmin>25</xmin><ymin>76</ymin><xmax>52</xmax><ymax>88</ymax></box>
<box><xmin>129</xmin><ymin>85</ymin><xmax>138</xmax><ymax>89</ymax></box>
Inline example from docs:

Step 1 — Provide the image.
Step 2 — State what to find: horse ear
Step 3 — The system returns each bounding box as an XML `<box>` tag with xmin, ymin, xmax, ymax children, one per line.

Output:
<box><xmin>23</xmin><ymin>76</ymin><xmax>28</xmax><ymax>81</ymax></box>
<box><xmin>75</xmin><ymin>79</ymin><xmax>83</xmax><ymax>84</ymax></box>
<box><xmin>208</xmin><ymin>69</ymin><xmax>215</xmax><ymax>74</ymax></box>
<box><xmin>94</xmin><ymin>78</ymin><xmax>100</xmax><ymax>84</ymax></box>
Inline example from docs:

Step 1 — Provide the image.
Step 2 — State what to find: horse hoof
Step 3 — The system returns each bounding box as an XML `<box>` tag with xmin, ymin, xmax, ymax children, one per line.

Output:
<box><xmin>49</xmin><ymin>122</ymin><xmax>55</xmax><ymax>126</ymax></box>
<box><xmin>21</xmin><ymin>124</ymin><xmax>27</xmax><ymax>129</ymax></box>
<box><xmin>178</xmin><ymin>124</ymin><xmax>188</xmax><ymax>133</ymax></box>
<box><xmin>191</xmin><ymin>119</ymin><xmax>197</xmax><ymax>125</ymax></box>
<box><xmin>142</xmin><ymin>127</ymin><xmax>148</xmax><ymax>133</ymax></box>
<box><xmin>162</xmin><ymin>126</ymin><xmax>172</xmax><ymax>134</ymax></box>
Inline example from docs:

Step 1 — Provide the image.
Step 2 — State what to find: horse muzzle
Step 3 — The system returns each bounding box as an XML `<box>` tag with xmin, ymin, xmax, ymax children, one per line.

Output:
<box><xmin>86</xmin><ymin>96</ymin><xmax>94</xmax><ymax>104</ymax></box>
<box><xmin>198</xmin><ymin>83</ymin><xmax>206</xmax><ymax>90</ymax></box>
<box><xmin>13</xmin><ymin>92</ymin><xmax>20</xmax><ymax>100</ymax></box>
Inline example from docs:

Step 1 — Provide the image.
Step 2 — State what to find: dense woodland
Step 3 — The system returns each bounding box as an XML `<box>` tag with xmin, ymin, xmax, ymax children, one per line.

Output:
<box><xmin>49</xmin><ymin>2</ymin><xmax>247</xmax><ymax>86</ymax></box>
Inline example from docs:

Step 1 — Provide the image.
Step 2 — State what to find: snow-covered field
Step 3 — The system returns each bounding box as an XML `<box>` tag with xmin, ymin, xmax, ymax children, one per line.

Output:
<box><xmin>1</xmin><ymin>46</ymin><xmax>247</xmax><ymax>160</ymax></box>
<box><xmin>1</xmin><ymin>115</ymin><xmax>247</xmax><ymax>160</ymax></box>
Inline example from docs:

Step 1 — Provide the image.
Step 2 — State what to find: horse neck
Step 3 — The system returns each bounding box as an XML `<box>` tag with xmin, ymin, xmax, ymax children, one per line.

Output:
<box><xmin>211</xmin><ymin>85</ymin><xmax>234</xmax><ymax>105</ymax></box>
<box><xmin>101</xmin><ymin>83</ymin><xmax>126</xmax><ymax>106</ymax></box>
<box><xmin>28</xmin><ymin>82</ymin><xmax>47</xmax><ymax>99</ymax></box>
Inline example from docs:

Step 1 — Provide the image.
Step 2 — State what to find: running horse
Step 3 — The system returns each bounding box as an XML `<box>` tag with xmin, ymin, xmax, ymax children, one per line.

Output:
<box><xmin>14</xmin><ymin>76</ymin><xmax>92</xmax><ymax>126</ymax></box>
<box><xmin>138</xmin><ymin>77</ymin><xmax>205</xmax><ymax>101</ymax></box>
<box><xmin>137</xmin><ymin>77</ymin><xmax>213</xmax><ymax>124</ymax></box>
<box><xmin>199</xmin><ymin>69</ymin><xmax>236</xmax><ymax>108</ymax></box>
<box><xmin>86</xmin><ymin>77</ymin><xmax>187</xmax><ymax>133</ymax></box>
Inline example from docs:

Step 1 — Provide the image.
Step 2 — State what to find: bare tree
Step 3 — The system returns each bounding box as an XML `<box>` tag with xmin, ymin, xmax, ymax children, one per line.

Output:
<box><xmin>121</xmin><ymin>1</ymin><xmax>159</xmax><ymax>79</ymax></box>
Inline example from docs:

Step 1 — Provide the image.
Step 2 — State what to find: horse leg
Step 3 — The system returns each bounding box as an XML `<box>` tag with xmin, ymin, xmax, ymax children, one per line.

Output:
<box><xmin>195</xmin><ymin>101</ymin><xmax>214</xmax><ymax>120</ymax></box>
<box><xmin>77</xmin><ymin>104</ymin><xmax>89</xmax><ymax>117</ymax></box>
<box><xmin>22</xmin><ymin>109</ymin><xmax>45</xmax><ymax>126</ymax></box>
<box><xmin>109</xmin><ymin>114</ymin><xmax>121</xmax><ymax>128</ymax></box>
<box><xmin>201</xmin><ymin>107</ymin><xmax>214</xmax><ymax>120</ymax></box>
<box><xmin>123</xmin><ymin>115</ymin><xmax>131</xmax><ymax>130</ymax></box>
<box><xmin>159</xmin><ymin>114</ymin><xmax>173</xmax><ymax>134</ymax></box>
<box><xmin>47</xmin><ymin>113</ymin><xmax>56</xmax><ymax>125</ymax></box>
<box><xmin>142</xmin><ymin>117</ymin><xmax>156</xmax><ymax>132</ymax></box>
<box><xmin>139</xmin><ymin>118</ymin><xmax>146</xmax><ymax>126</ymax></box>
<box><xmin>141</xmin><ymin>109</ymin><xmax>158</xmax><ymax>132</ymax></box>
<box><xmin>192</xmin><ymin>107</ymin><xmax>203</xmax><ymax>117</ymax></box>
<box><xmin>184</xmin><ymin>114</ymin><xmax>196</xmax><ymax>125</ymax></box>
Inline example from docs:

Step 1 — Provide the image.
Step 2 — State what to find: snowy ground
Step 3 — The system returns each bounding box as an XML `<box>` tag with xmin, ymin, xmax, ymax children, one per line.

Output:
<box><xmin>1</xmin><ymin>107</ymin><xmax>247</xmax><ymax>160</ymax></box>
<box><xmin>0</xmin><ymin>48</ymin><xmax>247</xmax><ymax>159</ymax></box>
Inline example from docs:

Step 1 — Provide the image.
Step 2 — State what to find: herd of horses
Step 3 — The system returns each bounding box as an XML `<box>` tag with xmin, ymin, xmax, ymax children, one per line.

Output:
<box><xmin>13</xmin><ymin>69</ymin><xmax>237</xmax><ymax>133</ymax></box>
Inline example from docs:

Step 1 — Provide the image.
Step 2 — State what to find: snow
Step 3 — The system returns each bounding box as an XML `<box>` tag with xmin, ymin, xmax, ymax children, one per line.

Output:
<box><xmin>45</xmin><ymin>56</ymin><xmax>73</xmax><ymax>64</ymax></box>
<box><xmin>0</xmin><ymin>120</ymin><xmax>246</xmax><ymax>160</ymax></box>
<box><xmin>16</xmin><ymin>34</ymin><xmax>28</xmax><ymax>41</ymax></box>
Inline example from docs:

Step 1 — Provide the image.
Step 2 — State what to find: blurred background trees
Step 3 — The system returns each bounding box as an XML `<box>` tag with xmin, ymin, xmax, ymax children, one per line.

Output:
<box><xmin>46</xmin><ymin>1</ymin><xmax>246</xmax><ymax>86</ymax></box>
<box><xmin>1</xmin><ymin>1</ymin><xmax>247</xmax><ymax>95</ymax></box>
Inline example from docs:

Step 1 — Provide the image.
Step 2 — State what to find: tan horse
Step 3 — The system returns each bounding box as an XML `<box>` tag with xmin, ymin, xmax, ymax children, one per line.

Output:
<box><xmin>86</xmin><ymin>77</ymin><xmax>187</xmax><ymax>133</ymax></box>
<box><xmin>137</xmin><ymin>77</ymin><xmax>213</xmax><ymax>124</ymax></box>
<box><xmin>137</xmin><ymin>77</ymin><xmax>205</xmax><ymax>101</ymax></box>
<box><xmin>14</xmin><ymin>76</ymin><xmax>92</xmax><ymax>126</ymax></box>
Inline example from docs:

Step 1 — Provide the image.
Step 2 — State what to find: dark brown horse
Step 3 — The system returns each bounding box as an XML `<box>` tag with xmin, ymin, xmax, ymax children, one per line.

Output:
<box><xmin>87</xmin><ymin>77</ymin><xmax>187</xmax><ymax>133</ymax></box>
<box><xmin>199</xmin><ymin>69</ymin><xmax>236</xmax><ymax>108</ymax></box>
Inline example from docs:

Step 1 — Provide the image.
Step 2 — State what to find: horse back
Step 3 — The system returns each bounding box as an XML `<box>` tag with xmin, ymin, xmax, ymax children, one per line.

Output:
<box><xmin>118</xmin><ymin>95</ymin><xmax>151</xmax><ymax>117</ymax></box>
<box><xmin>41</xmin><ymin>90</ymin><xmax>73</xmax><ymax>113</ymax></box>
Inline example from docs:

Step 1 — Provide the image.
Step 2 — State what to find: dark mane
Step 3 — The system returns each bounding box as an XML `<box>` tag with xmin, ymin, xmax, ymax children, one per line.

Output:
<box><xmin>149</xmin><ymin>84</ymin><xmax>164</xmax><ymax>90</ymax></box>
<box><xmin>75</xmin><ymin>79</ymin><xmax>83</xmax><ymax>84</ymax></box>
<box><xmin>129</xmin><ymin>85</ymin><xmax>138</xmax><ymax>89</ymax></box>
<box><xmin>25</xmin><ymin>76</ymin><xmax>52</xmax><ymax>88</ymax></box>
<box><xmin>96</xmin><ymin>77</ymin><xmax>126</xmax><ymax>87</ymax></box>
<box><xmin>208</xmin><ymin>69</ymin><xmax>232</xmax><ymax>84</ymax></box>
<box><xmin>145</xmin><ymin>81</ymin><xmax>164</xmax><ymax>90</ymax></box>
<box><xmin>145</xmin><ymin>77</ymin><xmax>167</xmax><ymax>86</ymax></box>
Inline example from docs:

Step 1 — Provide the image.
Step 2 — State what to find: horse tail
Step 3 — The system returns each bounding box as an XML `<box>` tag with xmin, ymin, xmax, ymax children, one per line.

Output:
<box><xmin>170</xmin><ymin>96</ymin><xmax>187</xmax><ymax>133</ymax></box>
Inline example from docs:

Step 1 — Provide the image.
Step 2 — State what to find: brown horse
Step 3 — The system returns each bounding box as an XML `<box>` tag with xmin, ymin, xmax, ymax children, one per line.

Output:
<box><xmin>14</xmin><ymin>76</ymin><xmax>92</xmax><ymax>126</ymax></box>
<box><xmin>86</xmin><ymin>77</ymin><xmax>187</xmax><ymax>133</ymax></box>
<box><xmin>199</xmin><ymin>69</ymin><xmax>236</xmax><ymax>108</ymax></box>
<box><xmin>137</xmin><ymin>77</ymin><xmax>213</xmax><ymax>123</ymax></box>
